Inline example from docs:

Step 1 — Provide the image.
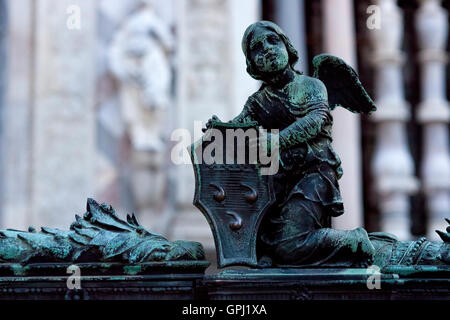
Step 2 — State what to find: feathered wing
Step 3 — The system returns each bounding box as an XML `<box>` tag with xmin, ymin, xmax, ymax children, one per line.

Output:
<box><xmin>312</xmin><ymin>54</ymin><xmax>376</xmax><ymax>115</ymax></box>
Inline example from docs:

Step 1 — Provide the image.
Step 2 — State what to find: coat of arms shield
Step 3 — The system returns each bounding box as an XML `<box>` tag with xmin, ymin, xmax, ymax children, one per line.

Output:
<box><xmin>190</xmin><ymin>120</ymin><xmax>276</xmax><ymax>268</ymax></box>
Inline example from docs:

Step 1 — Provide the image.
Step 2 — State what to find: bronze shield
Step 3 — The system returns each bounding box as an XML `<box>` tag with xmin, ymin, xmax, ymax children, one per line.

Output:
<box><xmin>190</xmin><ymin>121</ymin><xmax>276</xmax><ymax>268</ymax></box>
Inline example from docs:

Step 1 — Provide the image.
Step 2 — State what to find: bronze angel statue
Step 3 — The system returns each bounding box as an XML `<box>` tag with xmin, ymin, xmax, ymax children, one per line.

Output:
<box><xmin>0</xmin><ymin>21</ymin><xmax>448</xmax><ymax>272</ymax></box>
<box><xmin>204</xmin><ymin>21</ymin><xmax>449</xmax><ymax>268</ymax></box>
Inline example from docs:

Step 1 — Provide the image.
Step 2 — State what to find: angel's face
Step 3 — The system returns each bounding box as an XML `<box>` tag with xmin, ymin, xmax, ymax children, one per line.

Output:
<box><xmin>248</xmin><ymin>28</ymin><xmax>289</xmax><ymax>74</ymax></box>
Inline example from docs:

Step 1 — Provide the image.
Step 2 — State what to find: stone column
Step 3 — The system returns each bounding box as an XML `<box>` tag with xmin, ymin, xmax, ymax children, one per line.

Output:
<box><xmin>415</xmin><ymin>0</ymin><xmax>450</xmax><ymax>240</ymax></box>
<box><xmin>370</xmin><ymin>0</ymin><xmax>418</xmax><ymax>240</ymax></box>
<box><xmin>30</xmin><ymin>0</ymin><xmax>97</xmax><ymax>228</ymax></box>
<box><xmin>0</xmin><ymin>0</ymin><xmax>6</xmax><ymax>224</ymax></box>
<box><xmin>0</xmin><ymin>0</ymin><xmax>34</xmax><ymax>229</ymax></box>
<box><xmin>172</xmin><ymin>0</ymin><xmax>260</xmax><ymax>247</ymax></box>
<box><xmin>322</xmin><ymin>0</ymin><xmax>363</xmax><ymax>230</ymax></box>
<box><xmin>0</xmin><ymin>0</ymin><xmax>5</xmax><ymax>124</ymax></box>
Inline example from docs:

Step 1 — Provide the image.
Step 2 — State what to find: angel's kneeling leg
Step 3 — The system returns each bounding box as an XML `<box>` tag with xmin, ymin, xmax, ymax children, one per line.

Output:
<box><xmin>260</xmin><ymin>195</ymin><xmax>375</xmax><ymax>267</ymax></box>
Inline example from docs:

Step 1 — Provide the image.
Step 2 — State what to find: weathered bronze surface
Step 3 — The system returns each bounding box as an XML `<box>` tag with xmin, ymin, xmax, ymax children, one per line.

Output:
<box><xmin>196</xmin><ymin>21</ymin><xmax>450</xmax><ymax>270</ymax></box>
<box><xmin>203</xmin><ymin>267</ymin><xmax>450</xmax><ymax>300</ymax></box>
<box><xmin>0</xmin><ymin>20</ymin><xmax>448</xmax><ymax>301</ymax></box>
<box><xmin>0</xmin><ymin>270</ymin><xmax>207</xmax><ymax>300</ymax></box>
<box><xmin>0</xmin><ymin>199</ymin><xmax>210</xmax><ymax>300</ymax></box>
<box><xmin>191</xmin><ymin>121</ymin><xmax>276</xmax><ymax>268</ymax></box>
<box><xmin>0</xmin><ymin>198</ymin><xmax>207</xmax><ymax>265</ymax></box>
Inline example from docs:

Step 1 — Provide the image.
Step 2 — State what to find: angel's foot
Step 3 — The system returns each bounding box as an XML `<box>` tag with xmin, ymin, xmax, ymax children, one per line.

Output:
<box><xmin>257</xmin><ymin>255</ymin><xmax>273</xmax><ymax>268</ymax></box>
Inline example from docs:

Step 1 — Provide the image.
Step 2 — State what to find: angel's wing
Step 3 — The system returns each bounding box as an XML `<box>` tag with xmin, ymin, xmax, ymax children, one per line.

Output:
<box><xmin>312</xmin><ymin>54</ymin><xmax>376</xmax><ymax>115</ymax></box>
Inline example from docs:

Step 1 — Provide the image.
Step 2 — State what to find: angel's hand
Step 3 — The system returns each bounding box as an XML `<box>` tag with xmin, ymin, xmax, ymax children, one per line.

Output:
<box><xmin>202</xmin><ymin>115</ymin><xmax>221</xmax><ymax>133</ymax></box>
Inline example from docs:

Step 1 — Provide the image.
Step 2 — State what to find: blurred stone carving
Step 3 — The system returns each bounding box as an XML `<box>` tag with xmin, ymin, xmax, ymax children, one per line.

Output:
<box><xmin>109</xmin><ymin>1</ymin><xmax>173</xmax><ymax>212</ymax></box>
<box><xmin>415</xmin><ymin>0</ymin><xmax>450</xmax><ymax>240</ymax></box>
<box><xmin>370</xmin><ymin>0</ymin><xmax>419</xmax><ymax>240</ymax></box>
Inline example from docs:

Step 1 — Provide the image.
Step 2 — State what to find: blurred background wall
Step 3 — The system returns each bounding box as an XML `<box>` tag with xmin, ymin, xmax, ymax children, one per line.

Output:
<box><xmin>0</xmin><ymin>0</ymin><xmax>448</xmax><ymax>264</ymax></box>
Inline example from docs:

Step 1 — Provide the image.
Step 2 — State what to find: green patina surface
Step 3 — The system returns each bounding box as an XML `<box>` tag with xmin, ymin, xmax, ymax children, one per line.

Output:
<box><xmin>123</xmin><ymin>265</ymin><xmax>142</xmax><ymax>275</ymax></box>
<box><xmin>0</xmin><ymin>199</ymin><xmax>209</xmax><ymax>269</ymax></box>
<box><xmin>0</xmin><ymin>21</ymin><xmax>448</xmax><ymax>282</ymax></box>
<box><xmin>198</xmin><ymin>21</ymin><xmax>450</xmax><ymax>271</ymax></box>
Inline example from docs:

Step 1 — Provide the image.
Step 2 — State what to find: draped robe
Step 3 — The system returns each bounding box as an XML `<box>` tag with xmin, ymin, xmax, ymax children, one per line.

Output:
<box><xmin>232</xmin><ymin>74</ymin><xmax>376</xmax><ymax>267</ymax></box>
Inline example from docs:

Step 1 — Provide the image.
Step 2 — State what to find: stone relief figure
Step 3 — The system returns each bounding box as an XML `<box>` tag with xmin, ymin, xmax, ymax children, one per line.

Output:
<box><xmin>109</xmin><ymin>1</ymin><xmax>172</xmax><ymax>212</ymax></box>
<box><xmin>202</xmin><ymin>21</ymin><xmax>450</xmax><ymax>268</ymax></box>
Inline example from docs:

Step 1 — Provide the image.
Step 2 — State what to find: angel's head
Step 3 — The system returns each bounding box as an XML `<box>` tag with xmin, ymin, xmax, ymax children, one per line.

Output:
<box><xmin>242</xmin><ymin>21</ymin><xmax>299</xmax><ymax>80</ymax></box>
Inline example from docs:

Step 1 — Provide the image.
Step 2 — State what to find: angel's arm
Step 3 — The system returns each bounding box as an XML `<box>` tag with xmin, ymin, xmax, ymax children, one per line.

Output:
<box><xmin>278</xmin><ymin>102</ymin><xmax>331</xmax><ymax>149</ymax></box>
<box><xmin>277</xmin><ymin>78</ymin><xmax>331</xmax><ymax>149</ymax></box>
